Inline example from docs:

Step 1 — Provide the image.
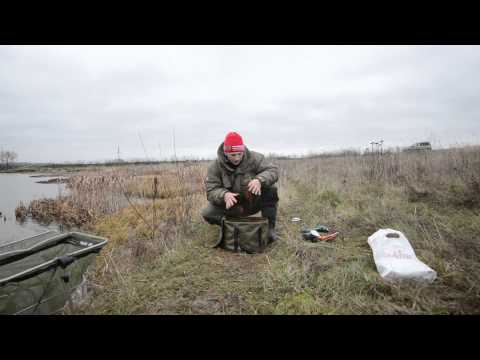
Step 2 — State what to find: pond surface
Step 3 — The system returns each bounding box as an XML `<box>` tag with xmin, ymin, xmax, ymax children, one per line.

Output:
<box><xmin>0</xmin><ymin>174</ymin><xmax>67</xmax><ymax>246</ymax></box>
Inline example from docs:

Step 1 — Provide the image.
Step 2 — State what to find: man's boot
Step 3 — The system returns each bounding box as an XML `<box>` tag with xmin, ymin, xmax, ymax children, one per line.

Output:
<box><xmin>262</xmin><ymin>206</ymin><xmax>278</xmax><ymax>243</ymax></box>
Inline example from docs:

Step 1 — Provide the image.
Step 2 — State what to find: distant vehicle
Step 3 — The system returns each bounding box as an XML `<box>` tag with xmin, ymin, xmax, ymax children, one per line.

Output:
<box><xmin>404</xmin><ymin>142</ymin><xmax>432</xmax><ymax>152</ymax></box>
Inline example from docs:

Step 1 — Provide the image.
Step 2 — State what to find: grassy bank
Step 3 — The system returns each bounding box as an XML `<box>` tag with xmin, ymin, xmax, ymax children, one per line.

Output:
<box><xmin>0</xmin><ymin>159</ymin><xmax>211</xmax><ymax>174</ymax></box>
<box><xmin>20</xmin><ymin>147</ymin><xmax>480</xmax><ymax>314</ymax></box>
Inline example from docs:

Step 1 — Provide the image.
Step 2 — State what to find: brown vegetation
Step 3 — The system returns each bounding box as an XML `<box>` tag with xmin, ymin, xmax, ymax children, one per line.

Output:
<box><xmin>15</xmin><ymin>197</ymin><xmax>95</xmax><ymax>227</ymax></box>
<box><xmin>18</xmin><ymin>146</ymin><xmax>480</xmax><ymax>314</ymax></box>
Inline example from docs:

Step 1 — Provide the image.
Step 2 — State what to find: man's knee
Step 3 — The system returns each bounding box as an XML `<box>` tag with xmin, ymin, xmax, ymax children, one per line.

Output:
<box><xmin>260</xmin><ymin>186</ymin><xmax>279</xmax><ymax>207</ymax></box>
<box><xmin>201</xmin><ymin>204</ymin><xmax>225</xmax><ymax>225</ymax></box>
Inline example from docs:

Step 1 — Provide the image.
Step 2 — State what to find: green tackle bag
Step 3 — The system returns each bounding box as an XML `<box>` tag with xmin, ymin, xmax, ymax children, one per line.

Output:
<box><xmin>0</xmin><ymin>231</ymin><xmax>108</xmax><ymax>315</ymax></box>
<box><xmin>217</xmin><ymin>216</ymin><xmax>269</xmax><ymax>254</ymax></box>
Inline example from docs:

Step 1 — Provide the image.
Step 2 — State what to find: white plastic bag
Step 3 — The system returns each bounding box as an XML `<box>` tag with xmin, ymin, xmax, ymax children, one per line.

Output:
<box><xmin>367</xmin><ymin>229</ymin><xmax>437</xmax><ymax>283</ymax></box>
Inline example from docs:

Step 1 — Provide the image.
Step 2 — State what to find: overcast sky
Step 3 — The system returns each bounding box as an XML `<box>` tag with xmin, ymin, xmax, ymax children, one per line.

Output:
<box><xmin>0</xmin><ymin>45</ymin><xmax>479</xmax><ymax>163</ymax></box>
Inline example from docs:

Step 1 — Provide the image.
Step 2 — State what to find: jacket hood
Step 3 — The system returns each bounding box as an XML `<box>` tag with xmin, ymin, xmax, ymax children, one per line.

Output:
<box><xmin>217</xmin><ymin>142</ymin><xmax>250</xmax><ymax>173</ymax></box>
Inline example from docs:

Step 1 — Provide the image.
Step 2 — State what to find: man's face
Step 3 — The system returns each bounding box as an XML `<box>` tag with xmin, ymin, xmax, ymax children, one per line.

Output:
<box><xmin>225</xmin><ymin>152</ymin><xmax>244</xmax><ymax>166</ymax></box>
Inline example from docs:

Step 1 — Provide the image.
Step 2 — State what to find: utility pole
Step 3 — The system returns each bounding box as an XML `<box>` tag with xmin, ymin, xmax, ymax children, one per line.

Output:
<box><xmin>369</xmin><ymin>140</ymin><xmax>384</xmax><ymax>155</ymax></box>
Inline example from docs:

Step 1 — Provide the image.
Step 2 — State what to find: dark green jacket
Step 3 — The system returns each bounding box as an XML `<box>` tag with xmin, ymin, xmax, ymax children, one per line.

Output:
<box><xmin>205</xmin><ymin>143</ymin><xmax>279</xmax><ymax>206</ymax></box>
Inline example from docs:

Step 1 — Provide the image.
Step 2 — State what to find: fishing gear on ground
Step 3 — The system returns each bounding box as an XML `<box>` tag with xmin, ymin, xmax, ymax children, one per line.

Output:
<box><xmin>302</xmin><ymin>225</ymin><xmax>339</xmax><ymax>242</ymax></box>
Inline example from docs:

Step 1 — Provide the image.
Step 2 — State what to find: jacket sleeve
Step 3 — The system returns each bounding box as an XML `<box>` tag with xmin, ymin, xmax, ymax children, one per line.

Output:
<box><xmin>254</xmin><ymin>154</ymin><xmax>279</xmax><ymax>187</ymax></box>
<box><xmin>205</xmin><ymin>162</ymin><xmax>228</xmax><ymax>206</ymax></box>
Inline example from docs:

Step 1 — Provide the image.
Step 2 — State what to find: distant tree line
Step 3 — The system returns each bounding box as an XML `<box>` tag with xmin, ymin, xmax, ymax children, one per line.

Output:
<box><xmin>265</xmin><ymin>147</ymin><xmax>412</xmax><ymax>160</ymax></box>
<box><xmin>0</xmin><ymin>150</ymin><xmax>18</xmax><ymax>170</ymax></box>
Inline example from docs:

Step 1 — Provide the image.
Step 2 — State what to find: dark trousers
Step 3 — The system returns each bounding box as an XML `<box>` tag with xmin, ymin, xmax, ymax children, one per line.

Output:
<box><xmin>201</xmin><ymin>186</ymin><xmax>279</xmax><ymax>226</ymax></box>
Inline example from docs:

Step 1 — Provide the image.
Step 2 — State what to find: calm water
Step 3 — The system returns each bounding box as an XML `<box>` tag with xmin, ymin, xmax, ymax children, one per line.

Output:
<box><xmin>0</xmin><ymin>174</ymin><xmax>67</xmax><ymax>246</ymax></box>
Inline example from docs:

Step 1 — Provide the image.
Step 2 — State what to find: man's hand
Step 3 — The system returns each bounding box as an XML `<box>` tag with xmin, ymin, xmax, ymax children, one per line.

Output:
<box><xmin>224</xmin><ymin>192</ymin><xmax>239</xmax><ymax>209</ymax></box>
<box><xmin>247</xmin><ymin>179</ymin><xmax>261</xmax><ymax>196</ymax></box>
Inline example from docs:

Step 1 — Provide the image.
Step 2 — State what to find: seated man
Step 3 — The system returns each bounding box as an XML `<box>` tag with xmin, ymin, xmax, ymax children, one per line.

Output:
<box><xmin>201</xmin><ymin>131</ymin><xmax>280</xmax><ymax>243</ymax></box>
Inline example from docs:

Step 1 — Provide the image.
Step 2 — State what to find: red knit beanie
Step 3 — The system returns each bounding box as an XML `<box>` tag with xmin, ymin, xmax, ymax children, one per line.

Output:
<box><xmin>223</xmin><ymin>132</ymin><xmax>245</xmax><ymax>153</ymax></box>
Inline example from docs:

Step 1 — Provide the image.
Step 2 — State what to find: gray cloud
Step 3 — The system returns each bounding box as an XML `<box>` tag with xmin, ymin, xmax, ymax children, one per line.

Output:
<box><xmin>0</xmin><ymin>45</ymin><xmax>479</xmax><ymax>162</ymax></box>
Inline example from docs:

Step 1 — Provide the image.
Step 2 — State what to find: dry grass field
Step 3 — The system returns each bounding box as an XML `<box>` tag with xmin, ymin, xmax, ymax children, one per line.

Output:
<box><xmin>19</xmin><ymin>146</ymin><xmax>480</xmax><ymax>314</ymax></box>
